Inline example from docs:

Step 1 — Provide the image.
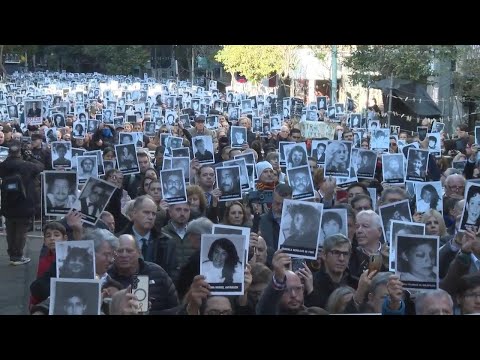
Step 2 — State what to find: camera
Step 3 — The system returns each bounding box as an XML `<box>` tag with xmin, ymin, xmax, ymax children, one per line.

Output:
<box><xmin>247</xmin><ymin>190</ymin><xmax>273</xmax><ymax>204</ymax></box>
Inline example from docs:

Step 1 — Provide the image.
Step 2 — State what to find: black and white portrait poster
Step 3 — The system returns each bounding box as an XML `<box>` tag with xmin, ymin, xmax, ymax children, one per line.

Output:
<box><xmin>354</xmin><ymin>149</ymin><xmax>377</xmax><ymax>179</ymax></box>
<box><xmin>191</xmin><ymin>135</ymin><xmax>214</xmax><ymax>164</ymax></box>
<box><xmin>76</xmin><ymin>155</ymin><xmax>98</xmax><ymax>185</ymax></box>
<box><xmin>349</xmin><ymin>113</ymin><xmax>363</xmax><ymax>128</ymax></box>
<box><xmin>475</xmin><ymin>126</ymin><xmax>480</xmax><ymax>146</ymax></box>
<box><xmin>115</xmin><ymin>143</ymin><xmax>139</xmax><ymax>175</ymax></box>
<box><xmin>279</xmin><ymin>141</ymin><xmax>295</xmax><ymax>166</ymax></box>
<box><xmin>164</xmin><ymin>135</ymin><xmax>183</xmax><ymax>157</ymax></box>
<box><xmin>431</xmin><ymin>121</ymin><xmax>445</xmax><ymax>134</ymax></box>
<box><xmin>395</xmin><ymin>234</ymin><xmax>439</xmax><ymax>291</ymax></box>
<box><xmin>389</xmin><ymin>221</ymin><xmax>425</xmax><ymax>271</ymax></box>
<box><xmin>234</xmin><ymin>152</ymin><xmax>256</xmax><ymax>166</ymax></box>
<box><xmin>160</xmin><ymin>168</ymin><xmax>187</xmax><ymax>204</ymax></box>
<box><xmin>311</xmin><ymin>140</ymin><xmax>328</xmax><ymax>164</ymax></box>
<box><xmin>270</xmin><ymin>115</ymin><xmax>282</xmax><ymax>130</ymax></box>
<box><xmin>215</xmin><ymin>165</ymin><xmax>242</xmax><ymax>202</ymax></box>
<box><xmin>278</xmin><ymin>199</ymin><xmax>323</xmax><ymax>259</ymax></box>
<box><xmin>86</xmin><ymin>120</ymin><xmax>99</xmax><ymax>135</ymax></box>
<box><xmin>334</xmin><ymin>103</ymin><xmax>345</xmax><ymax>117</ymax></box>
<box><xmin>283</xmin><ymin>143</ymin><xmax>308</xmax><ymax>169</ymax></box>
<box><xmin>224</xmin><ymin>158</ymin><xmax>250</xmax><ymax>191</ymax></box>
<box><xmin>24</xmin><ymin>99</ymin><xmax>43</xmax><ymax>126</ymax></box>
<box><xmin>426</xmin><ymin>133</ymin><xmax>441</xmax><ymax>155</ymax></box>
<box><xmin>72</xmin><ymin>120</ymin><xmax>86</xmax><ymax>139</ymax></box>
<box><xmin>206</xmin><ymin>115</ymin><xmax>218</xmax><ymax>130</ymax></box>
<box><xmin>84</xmin><ymin>150</ymin><xmax>105</xmax><ymax>176</ymax></box>
<box><xmin>368</xmin><ymin>120</ymin><xmax>380</xmax><ymax>133</ymax></box>
<box><xmin>327</xmin><ymin>106</ymin><xmax>336</xmax><ymax>120</ymax></box>
<box><xmin>252</xmin><ymin>117</ymin><xmax>263</xmax><ymax>133</ymax></box>
<box><xmin>417</xmin><ymin>126</ymin><xmax>428</xmax><ymax>141</ymax></box>
<box><xmin>230</xmin><ymin>126</ymin><xmax>247</xmax><ymax>149</ymax></box>
<box><xmin>306</xmin><ymin>110</ymin><xmax>318</xmax><ymax>122</ymax></box>
<box><xmin>44</xmin><ymin>127</ymin><xmax>58</xmax><ymax>144</ymax></box>
<box><xmin>316</xmin><ymin>96</ymin><xmax>327</xmax><ymax>110</ymax></box>
<box><xmin>143</xmin><ymin>121</ymin><xmax>156</xmax><ymax>137</ymax></box>
<box><xmin>381</xmin><ymin>153</ymin><xmax>405</xmax><ymax>184</ymax></box>
<box><xmin>212</xmin><ymin>224</ymin><xmax>250</xmax><ymax>263</ymax></box>
<box><xmin>453</xmin><ymin>160</ymin><xmax>467</xmax><ymax>172</ymax></box>
<box><xmin>103</xmin><ymin>159</ymin><xmax>116</xmax><ymax>172</ymax></box>
<box><xmin>378</xmin><ymin>199</ymin><xmax>412</xmax><ymax>245</ymax></box>
<box><xmin>51</xmin><ymin>141</ymin><xmax>72</xmax><ymax>170</ymax></box>
<box><xmin>406</xmin><ymin>148</ymin><xmax>429</xmax><ymax>182</ymax></box>
<box><xmin>415</xmin><ymin>181</ymin><xmax>443</xmax><ymax>213</ymax></box>
<box><xmin>72</xmin><ymin>177</ymin><xmax>117</xmax><ymax>225</ymax></box>
<box><xmin>55</xmin><ymin>240</ymin><xmax>96</xmax><ymax>279</ymax></box>
<box><xmin>367</xmin><ymin>187</ymin><xmax>377</xmax><ymax>211</ymax></box>
<box><xmin>318</xmin><ymin>208</ymin><xmax>348</xmax><ymax>248</ymax></box>
<box><xmin>52</xmin><ymin>113</ymin><xmax>66</xmax><ymax>128</ymax></box>
<box><xmin>241</xmin><ymin>99</ymin><xmax>253</xmax><ymax>113</ymax></box>
<box><xmin>171</xmin><ymin>147</ymin><xmax>190</xmax><ymax>159</ymax></box>
<box><xmin>286</xmin><ymin>165</ymin><xmax>315</xmax><ymax>200</ymax></box>
<box><xmin>200</xmin><ymin>234</ymin><xmax>245</xmax><ymax>295</ymax></box>
<box><xmin>43</xmin><ymin>171</ymin><xmax>77</xmax><ymax>216</ymax></box>
<box><xmin>401</xmin><ymin>142</ymin><xmax>419</xmax><ymax>160</ymax></box>
<box><xmin>370</xmin><ymin>129</ymin><xmax>390</xmax><ymax>151</ymax></box>
<box><xmin>171</xmin><ymin>157</ymin><xmax>190</xmax><ymax>183</ymax></box>
<box><xmin>69</xmin><ymin>147</ymin><xmax>84</xmax><ymax>171</ymax></box>
<box><xmin>459</xmin><ymin>183</ymin><xmax>480</xmax><ymax>233</ymax></box>
<box><xmin>49</xmin><ymin>278</ymin><xmax>101</xmax><ymax>316</ymax></box>
<box><xmin>324</xmin><ymin>141</ymin><xmax>353</xmax><ymax>178</ymax></box>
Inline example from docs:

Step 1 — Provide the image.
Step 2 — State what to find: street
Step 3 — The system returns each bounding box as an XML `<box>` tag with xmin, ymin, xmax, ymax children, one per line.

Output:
<box><xmin>0</xmin><ymin>229</ymin><xmax>43</xmax><ymax>315</ymax></box>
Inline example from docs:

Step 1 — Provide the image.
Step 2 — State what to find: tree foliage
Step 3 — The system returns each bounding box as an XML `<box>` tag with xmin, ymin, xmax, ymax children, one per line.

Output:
<box><xmin>453</xmin><ymin>46</ymin><xmax>480</xmax><ymax>101</ymax></box>
<box><xmin>342</xmin><ymin>45</ymin><xmax>457</xmax><ymax>85</ymax></box>
<box><xmin>215</xmin><ymin>45</ymin><xmax>299</xmax><ymax>83</ymax></box>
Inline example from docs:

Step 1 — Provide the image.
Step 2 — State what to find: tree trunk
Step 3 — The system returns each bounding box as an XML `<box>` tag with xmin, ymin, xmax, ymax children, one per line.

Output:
<box><xmin>0</xmin><ymin>45</ymin><xmax>6</xmax><ymax>79</ymax></box>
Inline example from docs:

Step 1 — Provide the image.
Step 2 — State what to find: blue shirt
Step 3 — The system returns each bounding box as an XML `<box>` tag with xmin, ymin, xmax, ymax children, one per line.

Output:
<box><xmin>132</xmin><ymin>226</ymin><xmax>153</xmax><ymax>261</ymax></box>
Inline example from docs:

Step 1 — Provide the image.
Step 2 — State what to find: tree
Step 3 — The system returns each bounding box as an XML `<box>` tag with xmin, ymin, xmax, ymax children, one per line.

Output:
<box><xmin>342</xmin><ymin>45</ymin><xmax>457</xmax><ymax>86</ymax></box>
<box><xmin>214</xmin><ymin>45</ymin><xmax>299</xmax><ymax>84</ymax></box>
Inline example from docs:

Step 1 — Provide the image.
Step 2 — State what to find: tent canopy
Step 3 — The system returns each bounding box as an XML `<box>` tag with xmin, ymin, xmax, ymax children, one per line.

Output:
<box><xmin>370</xmin><ymin>78</ymin><xmax>442</xmax><ymax>117</ymax></box>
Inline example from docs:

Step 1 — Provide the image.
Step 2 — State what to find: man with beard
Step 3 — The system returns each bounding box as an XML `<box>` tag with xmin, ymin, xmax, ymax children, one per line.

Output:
<box><xmin>291</xmin><ymin>170</ymin><xmax>311</xmax><ymax>197</ymax></box>
<box><xmin>162</xmin><ymin>171</ymin><xmax>185</xmax><ymax>200</ymax></box>
<box><xmin>218</xmin><ymin>167</ymin><xmax>240</xmax><ymax>196</ymax></box>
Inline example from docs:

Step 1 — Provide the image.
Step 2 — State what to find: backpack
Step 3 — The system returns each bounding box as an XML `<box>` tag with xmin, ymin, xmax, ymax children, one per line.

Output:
<box><xmin>1</xmin><ymin>173</ymin><xmax>27</xmax><ymax>201</ymax></box>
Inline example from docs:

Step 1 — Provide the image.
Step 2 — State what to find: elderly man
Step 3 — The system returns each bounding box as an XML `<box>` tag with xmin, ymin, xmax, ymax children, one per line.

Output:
<box><xmin>349</xmin><ymin>210</ymin><xmax>389</xmax><ymax>280</ymax></box>
<box><xmin>118</xmin><ymin>195</ymin><xmax>177</xmax><ymax>280</ymax></box>
<box><xmin>444</xmin><ymin>173</ymin><xmax>466</xmax><ymax>200</ymax></box>
<box><xmin>107</xmin><ymin>234</ymin><xmax>180</xmax><ymax>314</ymax></box>
<box><xmin>414</xmin><ymin>289</ymin><xmax>453</xmax><ymax>315</ymax></box>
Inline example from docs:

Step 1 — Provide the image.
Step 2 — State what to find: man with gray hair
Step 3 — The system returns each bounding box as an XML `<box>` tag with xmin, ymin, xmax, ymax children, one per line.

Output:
<box><xmin>444</xmin><ymin>173</ymin><xmax>466</xmax><ymax>200</ymax></box>
<box><xmin>415</xmin><ymin>289</ymin><xmax>453</xmax><ymax>315</ymax></box>
<box><xmin>379</xmin><ymin>187</ymin><xmax>408</xmax><ymax>206</ymax></box>
<box><xmin>175</xmin><ymin>217</ymin><xmax>214</xmax><ymax>301</ymax></box>
<box><xmin>83</xmin><ymin>228</ymin><xmax>119</xmax><ymax>283</ymax></box>
<box><xmin>349</xmin><ymin>210</ymin><xmax>388</xmax><ymax>280</ymax></box>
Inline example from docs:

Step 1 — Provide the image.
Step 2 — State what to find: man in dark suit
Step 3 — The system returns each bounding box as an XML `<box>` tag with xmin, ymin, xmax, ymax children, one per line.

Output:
<box><xmin>27</xmin><ymin>102</ymin><xmax>41</xmax><ymax>117</ymax></box>
<box><xmin>312</xmin><ymin>143</ymin><xmax>326</xmax><ymax>163</ymax></box>
<box><xmin>80</xmin><ymin>183</ymin><xmax>106</xmax><ymax>219</ymax></box>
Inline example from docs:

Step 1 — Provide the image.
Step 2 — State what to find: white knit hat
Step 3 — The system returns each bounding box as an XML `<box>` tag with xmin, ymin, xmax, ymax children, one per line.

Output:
<box><xmin>256</xmin><ymin>161</ymin><xmax>274</xmax><ymax>177</ymax></box>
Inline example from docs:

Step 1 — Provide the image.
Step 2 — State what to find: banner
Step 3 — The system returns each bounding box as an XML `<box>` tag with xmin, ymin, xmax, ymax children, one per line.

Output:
<box><xmin>300</xmin><ymin>120</ymin><xmax>336</xmax><ymax>139</ymax></box>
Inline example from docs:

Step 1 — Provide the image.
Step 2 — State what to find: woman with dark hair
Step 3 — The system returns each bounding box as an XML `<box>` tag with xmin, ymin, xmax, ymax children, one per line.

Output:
<box><xmin>461</xmin><ymin>186</ymin><xmax>480</xmax><ymax>232</ymax></box>
<box><xmin>286</xmin><ymin>145</ymin><xmax>307</xmax><ymax>169</ymax></box>
<box><xmin>417</xmin><ymin>184</ymin><xmax>441</xmax><ymax>213</ymax></box>
<box><xmin>103</xmin><ymin>147</ymin><xmax>115</xmax><ymax>161</ymax></box>
<box><xmin>397</xmin><ymin>238</ymin><xmax>437</xmax><ymax>283</ymax></box>
<box><xmin>203</xmin><ymin>238</ymin><xmax>243</xmax><ymax>284</ymax></box>
<box><xmin>58</xmin><ymin>247</ymin><xmax>94</xmax><ymax>279</ymax></box>
<box><xmin>282</xmin><ymin>203</ymin><xmax>320</xmax><ymax>248</ymax></box>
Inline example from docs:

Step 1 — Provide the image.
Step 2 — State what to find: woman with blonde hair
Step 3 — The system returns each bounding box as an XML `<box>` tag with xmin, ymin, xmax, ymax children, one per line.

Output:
<box><xmin>222</xmin><ymin>201</ymin><xmax>252</xmax><ymax>227</ymax></box>
<box><xmin>421</xmin><ymin>209</ymin><xmax>451</xmax><ymax>246</ymax></box>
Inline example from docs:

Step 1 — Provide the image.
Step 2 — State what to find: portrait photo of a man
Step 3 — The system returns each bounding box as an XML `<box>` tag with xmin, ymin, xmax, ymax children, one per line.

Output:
<box><xmin>50</xmin><ymin>278</ymin><xmax>101</xmax><ymax>315</ymax></box>
<box><xmin>216</xmin><ymin>165</ymin><xmax>242</xmax><ymax>202</ymax></box>
<box><xmin>160</xmin><ymin>168</ymin><xmax>187</xmax><ymax>204</ymax></box>
<box><xmin>192</xmin><ymin>136</ymin><xmax>214</xmax><ymax>163</ymax></box>
<box><xmin>77</xmin><ymin>155</ymin><xmax>98</xmax><ymax>184</ymax></box>
<box><xmin>72</xmin><ymin>177</ymin><xmax>117</xmax><ymax>224</ymax></box>
<box><xmin>52</xmin><ymin>141</ymin><xmax>72</xmax><ymax>169</ymax></box>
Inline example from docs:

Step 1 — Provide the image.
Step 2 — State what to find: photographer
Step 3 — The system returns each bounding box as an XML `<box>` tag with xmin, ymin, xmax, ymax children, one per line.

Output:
<box><xmin>0</xmin><ymin>140</ymin><xmax>44</xmax><ymax>265</ymax></box>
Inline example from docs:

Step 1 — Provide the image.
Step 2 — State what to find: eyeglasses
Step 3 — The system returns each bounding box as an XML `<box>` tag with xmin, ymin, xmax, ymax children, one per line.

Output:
<box><xmin>328</xmin><ymin>250</ymin><xmax>351</xmax><ymax>258</ymax></box>
<box><xmin>167</xmin><ymin>180</ymin><xmax>181</xmax><ymax>186</ymax></box>
<box><xmin>464</xmin><ymin>292</ymin><xmax>480</xmax><ymax>300</ymax></box>
<box><xmin>204</xmin><ymin>309</ymin><xmax>233</xmax><ymax>315</ymax></box>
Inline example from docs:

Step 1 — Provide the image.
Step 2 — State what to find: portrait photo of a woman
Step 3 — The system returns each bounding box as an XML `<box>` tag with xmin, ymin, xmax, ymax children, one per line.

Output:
<box><xmin>416</xmin><ymin>183</ymin><xmax>442</xmax><ymax>213</ymax></box>
<box><xmin>202</xmin><ymin>237</ymin><xmax>243</xmax><ymax>285</ymax></box>
<box><xmin>285</xmin><ymin>144</ymin><xmax>308</xmax><ymax>169</ymax></box>
<box><xmin>396</xmin><ymin>236</ymin><xmax>438</xmax><ymax>287</ymax></box>
<box><xmin>325</xmin><ymin>141</ymin><xmax>351</xmax><ymax>177</ymax></box>
<box><xmin>460</xmin><ymin>184</ymin><xmax>480</xmax><ymax>233</ymax></box>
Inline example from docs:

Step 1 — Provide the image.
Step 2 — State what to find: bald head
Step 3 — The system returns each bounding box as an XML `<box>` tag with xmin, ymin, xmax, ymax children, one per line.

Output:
<box><xmin>279</xmin><ymin>270</ymin><xmax>304</xmax><ymax>313</ymax></box>
<box><xmin>118</xmin><ymin>234</ymin><xmax>138</xmax><ymax>251</ymax></box>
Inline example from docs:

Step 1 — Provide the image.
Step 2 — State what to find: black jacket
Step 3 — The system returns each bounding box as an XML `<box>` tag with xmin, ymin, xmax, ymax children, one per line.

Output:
<box><xmin>0</xmin><ymin>155</ymin><xmax>44</xmax><ymax>218</ymax></box>
<box><xmin>108</xmin><ymin>258</ymin><xmax>179</xmax><ymax>314</ymax></box>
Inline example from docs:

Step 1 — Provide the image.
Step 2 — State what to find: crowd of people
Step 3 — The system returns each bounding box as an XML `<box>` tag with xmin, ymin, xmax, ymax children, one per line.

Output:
<box><xmin>0</xmin><ymin>70</ymin><xmax>479</xmax><ymax>316</ymax></box>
